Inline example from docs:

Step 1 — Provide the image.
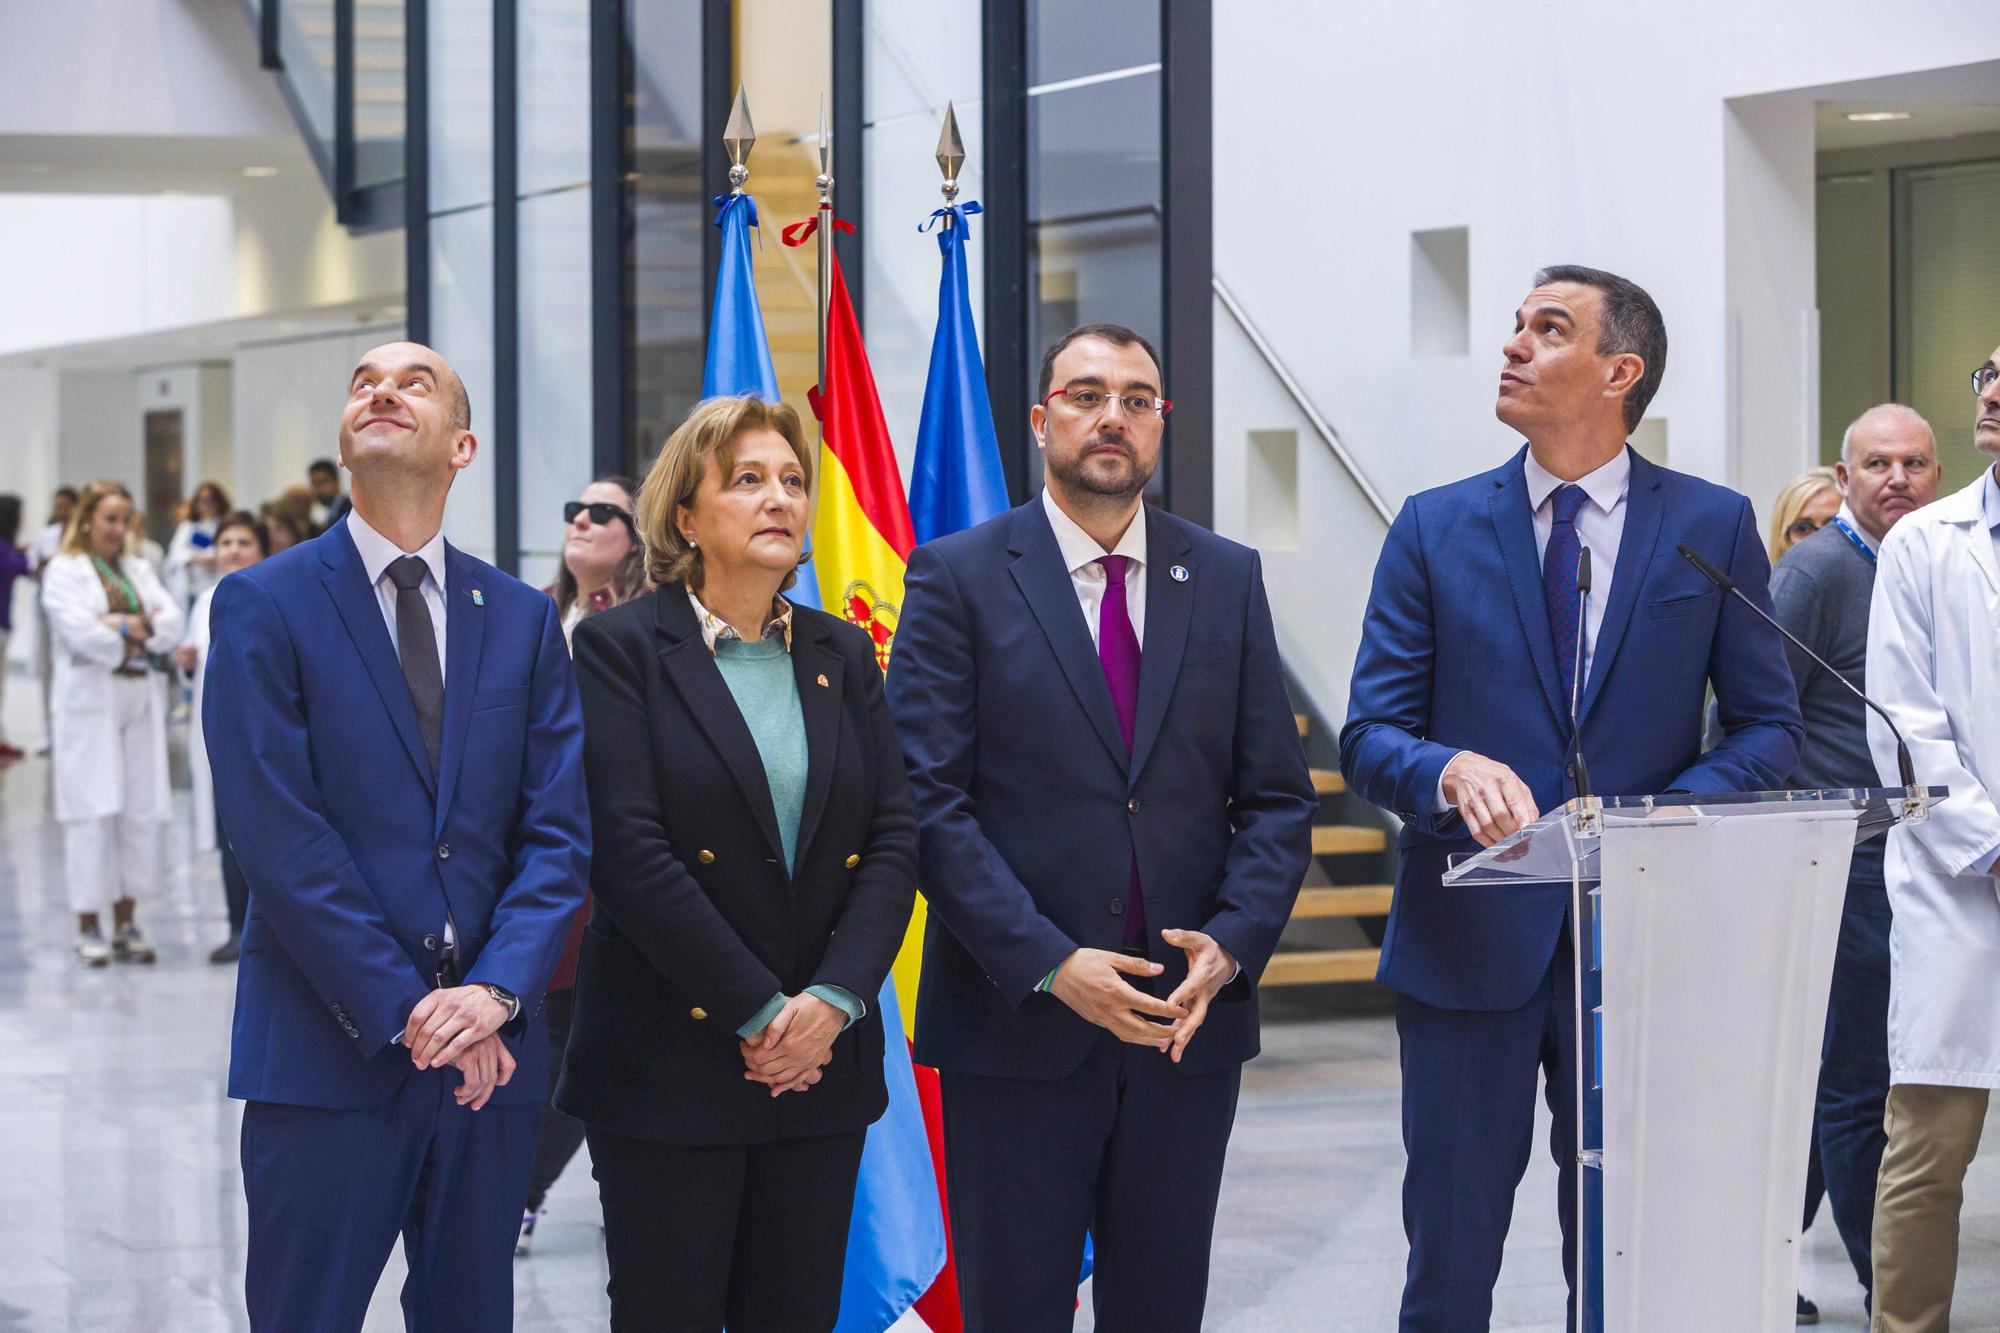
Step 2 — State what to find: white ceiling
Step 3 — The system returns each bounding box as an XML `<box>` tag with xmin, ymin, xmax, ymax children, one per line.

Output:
<box><xmin>1805</xmin><ymin>58</ymin><xmax>2000</xmax><ymax>151</ymax></box>
<box><xmin>0</xmin><ymin>131</ymin><xmax>323</xmax><ymax>199</ymax></box>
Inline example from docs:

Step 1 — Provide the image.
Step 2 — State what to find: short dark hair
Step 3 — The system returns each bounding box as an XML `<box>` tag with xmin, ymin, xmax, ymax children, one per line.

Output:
<box><xmin>1036</xmin><ymin>322</ymin><xmax>1164</xmax><ymax>405</ymax></box>
<box><xmin>1533</xmin><ymin>265</ymin><xmax>1668</xmax><ymax>432</ymax></box>
<box><xmin>54</xmin><ymin>486</ymin><xmax>78</xmax><ymax>503</ymax></box>
<box><xmin>0</xmin><ymin>495</ymin><xmax>21</xmax><ymax>547</ymax></box>
<box><xmin>215</xmin><ymin>509</ymin><xmax>271</xmax><ymax>557</ymax></box>
<box><xmin>308</xmin><ymin>458</ymin><xmax>338</xmax><ymax>478</ymax></box>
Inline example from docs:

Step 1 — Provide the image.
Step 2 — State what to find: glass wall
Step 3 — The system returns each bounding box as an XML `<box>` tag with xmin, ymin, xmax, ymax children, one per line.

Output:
<box><xmin>1894</xmin><ymin>158</ymin><xmax>2000</xmax><ymax>487</ymax></box>
<box><xmin>276</xmin><ymin>0</ymin><xmax>338</xmax><ymax>173</ymax></box>
<box><xmin>426</xmin><ymin>0</ymin><xmax>497</xmax><ymax>563</ymax></box>
<box><xmin>1024</xmin><ymin>0</ymin><xmax>1162</xmax><ymax>416</ymax></box>
<box><xmin>861</xmin><ymin>0</ymin><xmax>984</xmax><ymax>479</ymax></box>
<box><xmin>353</xmin><ymin>0</ymin><xmax>408</xmax><ymax>189</ymax></box>
<box><xmin>516</xmin><ymin>0</ymin><xmax>595</xmax><ymax>586</ymax></box>
<box><xmin>625</xmin><ymin>2</ymin><xmax>708</xmax><ymax>472</ymax></box>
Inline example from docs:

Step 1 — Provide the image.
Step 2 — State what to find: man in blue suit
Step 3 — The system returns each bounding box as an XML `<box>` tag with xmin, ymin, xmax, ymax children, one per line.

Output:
<box><xmin>205</xmin><ymin>342</ymin><xmax>589</xmax><ymax>1331</ymax></box>
<box><xmin>1341</xmin><ymin>268</ymin><xmax>1803</xmax><ymax>1330</ymax></box>
<box><xmin>888</xmin><ymin>324</ymin><xmax>1318</xmax><ymax>1331</ymax></box>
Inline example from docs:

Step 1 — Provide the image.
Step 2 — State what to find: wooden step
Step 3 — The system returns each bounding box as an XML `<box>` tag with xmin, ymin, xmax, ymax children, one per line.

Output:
<box><xmin>1312</xmin><ymin>824</ymin><xmax>1387</xmax><ymax>856</ymax></box>
<box><xmin>1263</xmin><ymin>948</ymin><xmax>1380</xmax><ymax>986</ymax></box>
<box><xmin>1310</xmin><ymin>767</ymin><xmax>1344</xmax><ymax>795</ymax></box>
<box><xmin>1294</xmin><ymin>712</ymin><xmax>1308</xmax><ymax>738</ymax></box>
<box><xmin>1291</xmin><ymin>884</ymin><xmax>1393</xmax><ymax>918</ymax></box>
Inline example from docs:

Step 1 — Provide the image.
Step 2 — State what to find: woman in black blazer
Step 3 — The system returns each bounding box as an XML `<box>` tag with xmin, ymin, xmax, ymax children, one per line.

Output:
<box><xmin>556</xmin><ymin>396</ymin><xmax>917</xmax><ymax>1332</ymax></box>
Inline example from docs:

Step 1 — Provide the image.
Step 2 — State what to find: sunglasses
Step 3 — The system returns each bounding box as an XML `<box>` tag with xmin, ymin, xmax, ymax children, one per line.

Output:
<box><xmin>564</xmin><ymin>501</ymin><xmax>633</xmax><ymax>529</ymax></box>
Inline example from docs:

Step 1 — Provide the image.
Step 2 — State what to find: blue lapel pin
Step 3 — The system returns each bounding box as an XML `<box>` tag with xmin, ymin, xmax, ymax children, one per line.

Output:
<box><xmin>471</xmin><ymin>588</ymin><xmax>484</xmax><ymax>606</ymax></box>
<box><xmin>1170</xmin><ymin>564</ymin><xmax>1190</xmax><ymax>583</ymax></box>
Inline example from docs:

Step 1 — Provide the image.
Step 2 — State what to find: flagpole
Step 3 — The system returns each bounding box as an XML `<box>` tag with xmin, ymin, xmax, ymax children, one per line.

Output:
<box><xmin>936</xmin><ymin>101</ymin><xmax>964</xmax><ymax>229</ymax></box>
<box><xmin>814</xmin><ymin>96</ymin><xmax>833</xmax><ymax>409</ymax></box>
<box><xmin>722</xmin><ymin>85</ymin><xmax>755</xmax><ymax>198</ymax></box>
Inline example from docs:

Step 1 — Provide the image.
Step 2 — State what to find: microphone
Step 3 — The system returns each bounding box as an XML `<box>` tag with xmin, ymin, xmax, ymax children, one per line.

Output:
<box><xmin>1567</xmin><ymin>548</ymin><xmax>1593</xmax><ymax>802</ymax></box>
<box><xmin>1676</xmin><ymin>544</ymin><xmax>1922</xmax><ymax>802</ymax></box>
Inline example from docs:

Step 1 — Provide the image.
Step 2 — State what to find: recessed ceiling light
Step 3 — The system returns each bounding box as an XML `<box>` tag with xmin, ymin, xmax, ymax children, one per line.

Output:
<box><xmin>241</xmin><ymin>165</ymin><xmax>279</xmax><ymax>177</ymax></box>
<box><xmin>1845</xmin><ymin>111</ymin><xmax>1913</xmax><ymax>123</ymax></box>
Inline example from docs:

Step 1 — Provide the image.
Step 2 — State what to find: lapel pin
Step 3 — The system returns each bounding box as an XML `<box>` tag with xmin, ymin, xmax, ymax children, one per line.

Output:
<box><xmin>816</xmin><ymin>673</ymin><xmax>830</xmax><ymax>687</ymax></box>
<box><xmin>1170</xmin><ymin>565</ymin><xmax>1190</xmax><ymax>583</ymax></box>
<box><xmin>471</xmin><ymin>588</ymin><xmax>484</xmax><ymax>606</ymax></box>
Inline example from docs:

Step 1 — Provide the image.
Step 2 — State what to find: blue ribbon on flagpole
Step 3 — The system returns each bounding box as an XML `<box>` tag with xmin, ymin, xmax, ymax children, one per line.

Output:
<box><xmin>919</xmin><ymin>200</ymin><xmax>984</xmax><ymax>244</ymax></box>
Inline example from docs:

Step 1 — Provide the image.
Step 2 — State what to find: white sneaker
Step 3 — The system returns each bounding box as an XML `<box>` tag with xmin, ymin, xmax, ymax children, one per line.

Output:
<box><xmin>76</xmin><ymin>928</ymin><xmax>109</xmax><ymax>967</ymax></box>
<box><xmin>515</xmin><ymin>1209</ymin><xmax>538</xmax><ymax>1257</ymax></box>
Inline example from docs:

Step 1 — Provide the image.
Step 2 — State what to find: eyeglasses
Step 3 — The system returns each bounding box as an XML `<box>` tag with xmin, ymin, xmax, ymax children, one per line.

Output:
<box><xmin>1786</xmin><ymin>517</ymin><xmax>1827</xmax><ymax>541</ymax></box>
<box><xmin>1042</xmin><ymin>385</ymin><xmax>1173</xmax><ymax>420</ymax></box>
<box><xmin>564</xmin><ymin>500</ymin><xmax>633</xmax><ymax>529</ymax></box>
<box><xmin>1974</xmin><ymin>365</ymin><xmax>1999</xmax><ymax>395</ymax></box>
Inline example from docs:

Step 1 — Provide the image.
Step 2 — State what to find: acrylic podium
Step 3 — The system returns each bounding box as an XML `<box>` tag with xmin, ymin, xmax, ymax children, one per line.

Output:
<box><xmin>1445</xmin><ymin>786</ymin><xmax>1945</xmax><ymax>1333</ymax></box>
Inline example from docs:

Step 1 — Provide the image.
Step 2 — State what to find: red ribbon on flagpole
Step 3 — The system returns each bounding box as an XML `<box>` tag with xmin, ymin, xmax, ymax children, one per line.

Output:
<box><xmin>781</xmin><ymin>210</ymin><xmax>857</xmax><ymax>247</ymax></box>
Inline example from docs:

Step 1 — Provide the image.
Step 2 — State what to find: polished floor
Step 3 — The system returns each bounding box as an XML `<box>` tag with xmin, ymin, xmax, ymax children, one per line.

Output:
<box><xmin>4</xmin><ymin>667</ymin><xmax>2000</xmax><ymax>1331</ymax></box>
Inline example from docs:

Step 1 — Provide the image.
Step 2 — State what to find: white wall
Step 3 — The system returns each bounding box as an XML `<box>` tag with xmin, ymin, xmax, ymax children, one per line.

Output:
<box><xmin>137</xmin><ymin>361</ymin><xmax>235</xmax><ymax>498</ymax></box>
<box><xmin>230</xmin><ymin>327</ymin><xmax>405</xmax><ymax>518</ymax></box>
<box><xmin>57</xmin><ymin>370</ymin><xmax>142</xmax><ymax>490</ymax></box>
<box><xmin>1215</xmin><ymin>1</ymin><xmax>2000</xmax><ymax>721</ymax></box>
<box><xmin>0</xmin><ymin>0</ymin><xmax>291</xmax><ymax>139</ymax></box>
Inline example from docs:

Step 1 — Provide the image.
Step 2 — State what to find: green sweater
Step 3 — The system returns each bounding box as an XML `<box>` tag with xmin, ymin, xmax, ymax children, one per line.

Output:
<box><xmin>712</xmin><ymin>634</ymin><xmax>862</xmax><ymax>1037</ymax></box>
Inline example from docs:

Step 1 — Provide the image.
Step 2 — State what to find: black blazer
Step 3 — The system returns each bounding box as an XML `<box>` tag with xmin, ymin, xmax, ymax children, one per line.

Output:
<box><xmin>554</xmin><ymin>583</ymin><xmax>918</xmax><ymax>1146</ymax></box>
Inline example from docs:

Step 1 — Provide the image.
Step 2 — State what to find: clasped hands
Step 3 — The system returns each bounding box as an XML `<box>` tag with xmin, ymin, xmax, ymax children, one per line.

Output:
<box><xmin>1050</xmin><ymin>928</ymin><xmax>1237</xmax><ymax>1064</ymax></box>
<box><xmin>740</xmin><ymin>993</ymin><xmax>844</xmax><ymax>1100</ymax></box>
<box><xmin>404</xmin><ymin>986</ymin><xmax>515</xmax><ymax>1111</ymax></box>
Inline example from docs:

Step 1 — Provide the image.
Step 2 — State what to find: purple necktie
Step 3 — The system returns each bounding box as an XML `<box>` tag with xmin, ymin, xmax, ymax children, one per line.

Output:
<box><xmin>1097</xmin><ymin>556</ymin><xmax>1146</xmax><ymax>947</ymax></box>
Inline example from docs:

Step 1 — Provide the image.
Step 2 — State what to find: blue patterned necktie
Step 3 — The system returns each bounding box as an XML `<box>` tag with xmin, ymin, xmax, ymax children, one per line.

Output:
<box><xmin>1543</xmin><ymin>484</ymin><xmax>1590</xmax><ymax>724</ymax></box>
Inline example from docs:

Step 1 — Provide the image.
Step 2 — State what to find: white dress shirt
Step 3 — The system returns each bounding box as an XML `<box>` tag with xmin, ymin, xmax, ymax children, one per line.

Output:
<box><xmin>1041</xmin><ymin>487</ymin><xmax>1147</xmax><ymax>648</ymax></box>
<box><xmin>345</xmin><ymin>509</ymin><xmax>448</xmax><ymax>677</ymax></box>
<box><xmin>1438</xmin><ymin>447</ymin><xmax>1632</xmax><ymax>811</ymax></box>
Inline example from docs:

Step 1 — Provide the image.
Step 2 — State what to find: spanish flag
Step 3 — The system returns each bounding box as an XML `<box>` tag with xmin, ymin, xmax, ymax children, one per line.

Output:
<box><xmin>788</xmin><ymin>216</ymin><xmax>950</xmax><ymax>1332</ymax></box>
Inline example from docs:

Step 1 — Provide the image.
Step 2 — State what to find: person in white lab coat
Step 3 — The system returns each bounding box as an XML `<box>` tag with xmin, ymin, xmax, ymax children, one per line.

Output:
<box><xmin>163</xmin><ymin>480</ymin><xmax>232</xmax><ymax>611</ymax></box>
<box><xmin>1865</xmin><ymin>343</ymin><xmax>2000</xmax><ymax>1333</ymax></box>
<box><xmin>175</xmin><ymin>511</ymin><xmax>268</xmax><ymax>964</ymax></box>
<box><xmin>41</xmin><ymin>480</ymin><xmax>183</xmax><ymax>966</ymax></box>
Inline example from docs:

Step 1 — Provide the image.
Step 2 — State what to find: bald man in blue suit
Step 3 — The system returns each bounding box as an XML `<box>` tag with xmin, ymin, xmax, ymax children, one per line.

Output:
<box><xmin>1340</xmin><ymin>267</ymin><xmax>1802</xmax><ymax>1331</ymax></box>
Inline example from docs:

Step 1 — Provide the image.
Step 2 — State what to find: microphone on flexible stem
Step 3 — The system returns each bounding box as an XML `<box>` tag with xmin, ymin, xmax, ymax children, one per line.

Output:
<box><xmin>1567</xmin><ymin>548</ymin><xmax>1593</xmax><ymax>804</ymax></box>
<box><xmin>1676</xmin><ymin>543</ymin><xmax>1927</xmax><ymax>820</ymax></box>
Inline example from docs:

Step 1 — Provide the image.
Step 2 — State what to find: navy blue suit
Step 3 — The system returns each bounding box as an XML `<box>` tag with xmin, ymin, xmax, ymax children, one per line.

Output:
<box><xmin>1340</xmin><ymin>445</ymin><xmax>1801</xmax><ymax>1329</ymax></box>
<box><xmin>888</xmin><ymin>497</ymin><xmax>1317</xmax><ymax>1331</ymax></box>
<box><xmin>205</xmin><ymin>523</ymin><xmax>589</xmax><ymax>1331</ymax></box>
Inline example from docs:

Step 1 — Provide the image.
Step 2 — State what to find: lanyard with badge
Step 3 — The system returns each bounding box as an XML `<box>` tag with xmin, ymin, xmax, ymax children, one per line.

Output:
<box><xmin>1829</xmin><ymin>515</ymin><xmax>1876</xmax><ymax>566</ymax></box>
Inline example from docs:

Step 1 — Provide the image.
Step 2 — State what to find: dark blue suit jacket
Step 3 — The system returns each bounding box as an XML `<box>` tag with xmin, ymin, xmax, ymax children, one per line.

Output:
<box><xmin>887</xmin><ymin>498</ymin><xmax>1318</xmax><ymax>1080</ymax></box>
<box><xmin>1339</xmin><ymin>447</ymin><xmax>1803</xmax><ymax>1012</ymax></box>
<box><xmin>204</xmin><ymin>523</ymin><xmax>590</xmax><ymax>1110</ymax></box>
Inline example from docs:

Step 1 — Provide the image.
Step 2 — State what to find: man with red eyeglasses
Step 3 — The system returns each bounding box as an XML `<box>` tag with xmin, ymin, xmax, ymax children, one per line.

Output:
<box><xmin>888</xmin><ymin>322</ymin><xmax>1317</xmax><ymax>1330</ymax></box>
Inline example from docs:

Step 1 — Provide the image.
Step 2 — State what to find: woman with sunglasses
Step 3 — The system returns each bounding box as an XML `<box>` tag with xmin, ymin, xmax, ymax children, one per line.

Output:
<box><xmin>518</xmin><ymin>475</ymin><xmax>645</xmax><ymax>1255</ymax></box>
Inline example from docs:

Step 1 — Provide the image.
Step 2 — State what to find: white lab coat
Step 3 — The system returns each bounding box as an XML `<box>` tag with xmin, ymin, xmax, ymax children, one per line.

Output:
<box><xmin>184</xmin><ymin>582</ymin><xmax>219</xmax><ymax>854</ymax></box>
<box><xmin>39</xmin><ymin>552</ymin><xmax>183</xmax><ymax>825</ymax></box>
<box><xmin>1867</xmin><ymin>472</ymin><xmax>2000</xmax><ymax>1088</ymax></box>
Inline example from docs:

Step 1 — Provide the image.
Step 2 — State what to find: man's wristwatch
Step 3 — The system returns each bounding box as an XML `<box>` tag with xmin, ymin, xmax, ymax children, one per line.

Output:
<box><xmin>477</xmin><ymin>983</ymin><xmax>521</xmax><ymax>1022</ymax></box>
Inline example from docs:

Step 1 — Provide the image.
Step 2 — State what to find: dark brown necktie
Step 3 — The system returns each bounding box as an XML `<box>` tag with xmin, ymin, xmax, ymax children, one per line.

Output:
<box><xmin>388</xmin><ymin>556</ymin><xmax>443</xmax><ymax>774</ymax></box>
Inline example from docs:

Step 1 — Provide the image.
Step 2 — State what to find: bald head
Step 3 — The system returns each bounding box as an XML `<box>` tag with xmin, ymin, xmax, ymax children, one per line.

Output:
<box><xmin>354</xmin><ymin>341</ymin><xmax>471</xmax><ymax>431</ymax></box>
<box><xmin>1837</xmin><ymin>402</ymin><xmax>1939</xmax><ymax>541</ymax></box>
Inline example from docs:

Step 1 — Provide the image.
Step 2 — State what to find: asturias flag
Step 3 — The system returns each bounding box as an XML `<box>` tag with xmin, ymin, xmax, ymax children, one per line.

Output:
<box><xmin>785</xmin><ymin>214</ymin><xmax>947</xmax><ymax>1333</ymax></box>
<box><xmin>908</xmin><ymin>201</ymin><xmax>1009</xmax><ymax>547</ymax></box>
<box><xmin>704</xmin><ymin>189</ymin><xmax>819</xmax><ymax>607</ymax></box>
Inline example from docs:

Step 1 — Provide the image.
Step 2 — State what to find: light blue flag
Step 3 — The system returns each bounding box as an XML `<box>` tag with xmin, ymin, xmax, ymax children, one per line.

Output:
<box><xmin>703</xmin><ymin>191</ymin><xmax>820</xmax><ymax>608</ymax></box>
<box><xmin>909</xmin><ymin>201</ymin><xmax>1010</xmax><ymax>545</ymax></box>
<box><xmin>834</xmin><ymin>978</ymin><xmax>948</xmax><ymax>1333</ymax></box>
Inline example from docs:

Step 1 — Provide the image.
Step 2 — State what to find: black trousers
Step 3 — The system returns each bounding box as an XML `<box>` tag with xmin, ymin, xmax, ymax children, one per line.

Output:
<box><xmin>588</xmin><ymin>1123</ymin><xmax>867</xmax><ymax>1333</ymax></box>
<box><xmin>941</xmin><ymin>1035</ymin><xmax>1243</xmax><ymax>1333</ymax></box>
<box><xmin>525</xmin><ymin>985</ymin><xmax>587</xmax><ymax>1212</ymax></box>
<box><xmin>216</xmin><ymin>811</ymin><xmax>248</xmax><ymax>935</ymax></box>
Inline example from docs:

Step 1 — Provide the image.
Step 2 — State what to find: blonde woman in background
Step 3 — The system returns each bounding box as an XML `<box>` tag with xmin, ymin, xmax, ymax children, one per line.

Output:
<box><xmin>41</xmin><ymin>480</ymin><xmax>182</xmax><ymax>965</ymax></box>
<box><xmin>1769</xmin><ymin>465</ymin><xmax>1841</xmax><ymax>564</ymax></box>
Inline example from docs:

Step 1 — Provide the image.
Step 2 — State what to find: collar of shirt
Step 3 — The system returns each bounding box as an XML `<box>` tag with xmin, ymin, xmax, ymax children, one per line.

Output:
<box><xmin>1040</xmin><ymin>486</ymin><xmax>1147</xmax><ymax>577</ymax></box>
<box><xmin>1982</xmin><ymin>464</ymin><xmax>2000</xmax><ymax>533</ymax></box>
<box><xmin>687</xmin><ymin>585</ymin><xmax>794</xmax><ymax>655</ymax></box>
<box><xmin>1834</xmin><ymin>502</ymin><xmax>1882</xmax><ymax>552</ymax></box>
<box><xmin>1522</xmin><ymin>446</ymin><xmax>1631</xmax><ymax>518</ymax></box>
<box><xmin>346</xmin><ymin>509</ymin><xmax>447</xmax><ymax>595</ymax></box>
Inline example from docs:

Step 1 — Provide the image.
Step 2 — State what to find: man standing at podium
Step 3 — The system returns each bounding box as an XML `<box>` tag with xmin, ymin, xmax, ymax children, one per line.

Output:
<box><xmin>1865</xmin><ymin>343</ymin><xmax>2000</xmax><ymax>1333</ymax></box>
<box><xmin>1341</xmin><ymin>266</ymin><xmax>1802</xmax><ymax>1329</ymax></box>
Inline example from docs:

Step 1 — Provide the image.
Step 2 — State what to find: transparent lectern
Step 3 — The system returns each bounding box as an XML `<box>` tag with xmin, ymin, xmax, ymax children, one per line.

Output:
<box><xmin>1445</xmin><ymin>786</ymin><xmax>1945</xmax><ymax>1333</ymax></box>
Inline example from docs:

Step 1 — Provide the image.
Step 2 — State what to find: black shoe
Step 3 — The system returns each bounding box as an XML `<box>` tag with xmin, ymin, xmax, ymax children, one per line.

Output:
<box><xmin>208</xmin><ymin>934</ymin><xmax>241</xmax><ymax>964</ymax></box>
<box><xmin>1797</xmin><ymin>1293</ymin><xmax>1819</xmax><ymax>1324</ymax></box>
